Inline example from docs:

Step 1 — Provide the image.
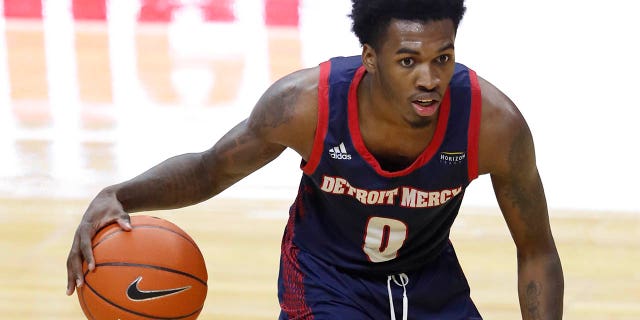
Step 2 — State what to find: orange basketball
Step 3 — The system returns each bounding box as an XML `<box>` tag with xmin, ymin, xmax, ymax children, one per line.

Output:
<box><xmin>77</xmin><ymin>215</ymin><xmax>208</xmax><ymax>320</ymax></box>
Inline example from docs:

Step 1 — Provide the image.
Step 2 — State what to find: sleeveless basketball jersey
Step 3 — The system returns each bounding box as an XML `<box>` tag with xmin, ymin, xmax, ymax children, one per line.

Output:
<box><xmin>284</xmin><ymin>55</ymin><xmax>482</xmax><ymax>275</ymax></box>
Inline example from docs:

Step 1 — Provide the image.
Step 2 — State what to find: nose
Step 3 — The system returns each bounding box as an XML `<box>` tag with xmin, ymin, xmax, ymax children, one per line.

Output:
<box><xmin>415</xmin><ymin>65</ymin><xmax>440</xmax><ymax>91</ymax></box>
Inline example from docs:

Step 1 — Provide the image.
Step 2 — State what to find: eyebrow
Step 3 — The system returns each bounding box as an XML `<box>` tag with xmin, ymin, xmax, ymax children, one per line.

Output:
<box><xmin>395</xmin><ymin>42</ymin><xmax>455</xmax><ymax>55</ymax></box>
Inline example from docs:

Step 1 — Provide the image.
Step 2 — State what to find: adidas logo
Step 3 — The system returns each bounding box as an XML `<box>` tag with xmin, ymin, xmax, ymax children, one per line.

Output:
<box><xmin>329</xmin><ymin>142</ymin><xmax>352</xmax><ymax>160</ymax></box>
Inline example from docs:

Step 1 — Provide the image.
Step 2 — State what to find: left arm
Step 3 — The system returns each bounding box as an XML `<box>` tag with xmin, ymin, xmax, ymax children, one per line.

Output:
<box><xmin>478</xmin><ymin>77</ymin><xmax>564</xmax><ymax>319</ymax></box>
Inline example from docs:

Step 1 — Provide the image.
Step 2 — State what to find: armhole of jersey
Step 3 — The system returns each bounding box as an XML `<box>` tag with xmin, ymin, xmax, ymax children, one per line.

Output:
<box><xmin>467</xmin><ymin>69</ymin><xmax>482</xmax><ymax>182</ymax></box>
<box><xmin>301</xmin><ymin>61</ymin><xmax>331</xmax><ymax>175</ymax></box>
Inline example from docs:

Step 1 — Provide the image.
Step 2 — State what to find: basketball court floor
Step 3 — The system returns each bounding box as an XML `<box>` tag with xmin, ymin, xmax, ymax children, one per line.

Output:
<box><xmin>0</xmin><ymin>0</ymin><xmax>638</xmax><ymax>319</ymax></box>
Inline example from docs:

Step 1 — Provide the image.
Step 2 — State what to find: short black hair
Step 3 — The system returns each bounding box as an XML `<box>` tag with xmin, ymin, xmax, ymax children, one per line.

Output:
<box><xmin>350</xmin><ymin>0</ymin><xmax>466</xmax><ymax>49</ymax></box>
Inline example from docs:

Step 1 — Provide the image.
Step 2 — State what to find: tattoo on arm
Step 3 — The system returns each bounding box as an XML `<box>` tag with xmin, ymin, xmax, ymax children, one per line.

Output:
<box><xmin>213</xmin><ymin>123</ymin><xmax>283</xmax><ymax>172</ymax></box>
<box><xmin>214</xmin><ymin>81</ymin><xmax>301</xmax><ymax>174</ymax></box>
<box><xmin>230</xmin><ymin>132</ymin><xmax>283</xmax><ymax>165</ymax></box>
<box><xmin>252</xmin><ymin>82</ymin><xmax>299</xmax><ymax>129</ymax></box>
<box><xmin>525</xmin><ymin>281</ymin><xmax>542</xmax><ymax>319</ymax></box>
<box><xmin>502</xmin><ymin>126</ymin><xmax>546</xmax><ymax>236</ymax></box>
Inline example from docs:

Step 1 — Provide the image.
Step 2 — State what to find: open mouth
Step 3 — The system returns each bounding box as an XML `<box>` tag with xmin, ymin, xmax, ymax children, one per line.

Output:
<box><xmin>411</xmin><ymin>99</ymin><xmax>440</xmax><ymax>117</ymax></box>
<box><xmin>413</xmin><ymin>99</ymin><xmax>437</xmax><ymax>107</ymax></box>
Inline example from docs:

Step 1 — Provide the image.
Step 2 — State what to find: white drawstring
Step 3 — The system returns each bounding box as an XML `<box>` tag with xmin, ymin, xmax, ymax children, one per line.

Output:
<box><xmin>387</xmin><ymin>273</ymin><xmax>409</xmax><ymax>320</ymax></box>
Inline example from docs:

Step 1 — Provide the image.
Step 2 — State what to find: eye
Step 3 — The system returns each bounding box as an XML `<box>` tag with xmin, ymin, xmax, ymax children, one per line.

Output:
<box><xmin>436</xmin><ymin>55</ymin><xmax>451</xmax><ymax>64</ymax></box>
<box><xmin>399</xmin><ymin>57</ymin><xmax>414</xmax><ymax>67</ymax></box>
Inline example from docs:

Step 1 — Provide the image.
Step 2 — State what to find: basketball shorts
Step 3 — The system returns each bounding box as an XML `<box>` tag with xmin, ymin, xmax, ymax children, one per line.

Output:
<box><xmin>277</xmin><ymin>241</ymin><xmax>482</xmax><ymax>320</ymax></box>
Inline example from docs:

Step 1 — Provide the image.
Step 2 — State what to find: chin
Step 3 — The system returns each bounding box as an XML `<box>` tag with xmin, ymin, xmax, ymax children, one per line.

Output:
<box><xmin>406</xmin><ymin>117</ymin><xmax>434</xmax><ymax>129</ymax></box>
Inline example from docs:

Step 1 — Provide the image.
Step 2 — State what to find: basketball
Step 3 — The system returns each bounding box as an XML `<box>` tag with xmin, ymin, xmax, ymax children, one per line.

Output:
<box><xmin>77</xmin><ymin>215</ymin><xmax>208</xmax><ymax>320</ymax></box>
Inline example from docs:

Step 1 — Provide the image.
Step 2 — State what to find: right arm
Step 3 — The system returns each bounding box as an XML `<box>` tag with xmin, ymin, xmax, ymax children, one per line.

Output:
<box><xmin>66</xmin><ymin>66</ymin><xmax>320</xmax><ymax>295</ymax></box>
<box><xmin>113</xmin><ymin>119</ymin><xmax>287</xmax><ymax>213</ymax></box>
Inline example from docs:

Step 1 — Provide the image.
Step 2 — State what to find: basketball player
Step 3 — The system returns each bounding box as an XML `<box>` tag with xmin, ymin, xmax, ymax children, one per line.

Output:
<box><xmin>66</xmin><ymin>0</ymin><xmax>564</xmax><ymax>318</ymax></box>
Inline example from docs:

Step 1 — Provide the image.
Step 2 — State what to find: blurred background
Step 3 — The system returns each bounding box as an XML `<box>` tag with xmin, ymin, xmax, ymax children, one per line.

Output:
<box><xmin>0</xmin><ymin>0</ymin><xmax>639</xmax><ymax>319</ymax></box>
<box><xmin>1</xmin><ymin>0</ymin><xmax>639</xmax><ymax>211</ymax></box>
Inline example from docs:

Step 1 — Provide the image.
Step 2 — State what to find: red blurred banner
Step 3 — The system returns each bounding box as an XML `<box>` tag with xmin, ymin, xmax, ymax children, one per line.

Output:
<box><xmin>3</xmin><ymin>0</ymin><xmax>299</xmax><ymax>26</ymax></box>
<box><xmin>4</xmin><ymin>0</ymin><xmax>43</xmax><ymax>18</ymax></box>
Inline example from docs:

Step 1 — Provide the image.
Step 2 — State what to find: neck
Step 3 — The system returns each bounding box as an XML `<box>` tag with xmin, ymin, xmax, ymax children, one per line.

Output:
<box><xmin>359</xmin><ymin>72</ymin><xmax>396</xmax><ymax>126</ymax></box>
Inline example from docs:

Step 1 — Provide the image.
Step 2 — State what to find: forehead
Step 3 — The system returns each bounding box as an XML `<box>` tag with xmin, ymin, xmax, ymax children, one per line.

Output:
<box><xmin>381</xmin><ymin>19</ymin><xmax>456</xmax><ymax>53</ymax></box>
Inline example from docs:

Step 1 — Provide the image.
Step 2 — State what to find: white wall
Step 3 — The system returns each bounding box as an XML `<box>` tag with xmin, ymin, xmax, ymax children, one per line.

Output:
<box><xmin>2</xmin><ymin>0</ymin><xmax>638</xmax><ymax>213</ymax></box>
<box><xmin>231</xmin><ymin>0</ymin><xmax>640</xmax><ymax>213</ymax></box>
<box><xmin>456</xmin><ymin>1</ymin><xmax>640</xmax><ymax>212</ymax></box>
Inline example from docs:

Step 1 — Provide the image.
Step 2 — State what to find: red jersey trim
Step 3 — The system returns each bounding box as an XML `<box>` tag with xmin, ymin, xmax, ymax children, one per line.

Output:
<box><xmin>467</xmin><ymin>69</ymin><xmax>482</xmax><ymax>181</ymax></box>
<box><xmin>301</xmin><ymin>61</ymin><xmax>331</xmax><ymax>175</ymax></box>
<box><xmin>348</xmin><ymin>66</ymin><xmax>451</xmax><ymax>178</ymax></box>
<box><xmin>280</xmin><ymin>193</ymin><xmax>313</xmax><ymax>318</ymax></box>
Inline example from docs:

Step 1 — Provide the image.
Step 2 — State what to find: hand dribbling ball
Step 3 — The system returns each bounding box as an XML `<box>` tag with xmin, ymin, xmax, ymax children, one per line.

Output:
<box><xmin>77</xmin><ymin>215</ymin><xmax>208</xmax><ymax>319</ymax></box>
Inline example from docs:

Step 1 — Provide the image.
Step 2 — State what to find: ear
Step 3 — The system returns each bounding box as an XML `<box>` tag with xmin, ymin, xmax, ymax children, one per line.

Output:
<box><xmin>361</xmin><ymin>44</ymin><xmax>377</xmax><ymax>73</ymax></box>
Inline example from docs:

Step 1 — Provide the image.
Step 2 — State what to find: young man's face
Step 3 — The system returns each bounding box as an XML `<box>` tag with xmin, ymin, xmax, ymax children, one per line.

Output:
<box><xmin>364</xmin><ymin>18</ymin><xmax>457</xmax><ymax>128</ymax></box>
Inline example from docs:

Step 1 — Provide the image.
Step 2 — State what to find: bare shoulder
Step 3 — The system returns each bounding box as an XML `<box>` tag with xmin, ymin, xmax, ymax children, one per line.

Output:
<box><xmin>246</xmin><ymin>66</ymin><xmax>321</xmax><ymax>160</ymax></box>
<box><xmin>477</xmin><ymin>75</ymin><xmax>536</xmax><ymax>176</ymax></box>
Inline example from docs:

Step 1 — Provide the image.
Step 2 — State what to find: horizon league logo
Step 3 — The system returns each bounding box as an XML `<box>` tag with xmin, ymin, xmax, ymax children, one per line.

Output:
<box><xmin>439</xmin><ymin>151</ymin><xmax>466</xmax><ymax>165</ymax></box>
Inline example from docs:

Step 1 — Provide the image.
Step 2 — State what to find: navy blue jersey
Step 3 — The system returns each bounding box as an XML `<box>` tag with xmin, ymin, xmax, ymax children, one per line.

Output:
<box><xmin>283</xmin><ymin>55</ymin><xmax>482</xmax><ymax>276</ymax></box>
